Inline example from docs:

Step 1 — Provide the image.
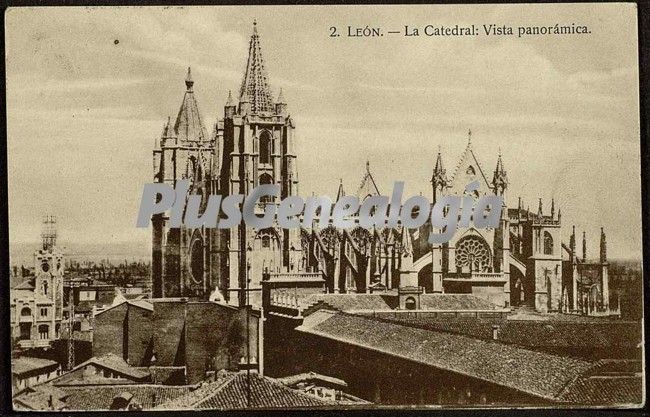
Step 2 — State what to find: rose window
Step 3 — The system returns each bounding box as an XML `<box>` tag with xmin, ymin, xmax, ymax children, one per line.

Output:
<box><xmin>455</xmin><ymin>236</ymin><xmax>491</xmax><ymax>272</ymax></box>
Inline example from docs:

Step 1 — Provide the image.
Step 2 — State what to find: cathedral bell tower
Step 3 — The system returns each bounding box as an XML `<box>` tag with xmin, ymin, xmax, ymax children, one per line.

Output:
<box><xmin>152</xmin><ymin>67</ymin><xmax>215</xmax><ymax>299</ymax></box>
<box><xmin>216</xmin><ymin>21</ymin><xmax>300</xmax><ymax>306</ymax></box>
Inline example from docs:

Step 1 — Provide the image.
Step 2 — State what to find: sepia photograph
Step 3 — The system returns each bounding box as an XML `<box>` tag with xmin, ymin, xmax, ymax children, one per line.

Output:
<box><xmin>5</xmin><ymin>3</ymin><xmax>645</xmax><ymax>410</ymax></box>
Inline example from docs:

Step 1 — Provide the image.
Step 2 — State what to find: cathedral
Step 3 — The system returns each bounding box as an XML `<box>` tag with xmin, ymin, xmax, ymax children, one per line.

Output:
<box><xmin>151</xmin><ymin>22</ymin><xmax>613</xmax><ymax>315</ymax></box>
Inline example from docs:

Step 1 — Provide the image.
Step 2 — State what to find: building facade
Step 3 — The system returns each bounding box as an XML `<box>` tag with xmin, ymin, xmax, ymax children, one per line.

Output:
<box><xmin>10</xmin><ymin>217</ymin><xmax>65</xmax><ymax>349</ymax></box>
<box><xmin>150</xmin><ymin>23</ymin><xmax>612</xmax><ymax>315</ymax></box>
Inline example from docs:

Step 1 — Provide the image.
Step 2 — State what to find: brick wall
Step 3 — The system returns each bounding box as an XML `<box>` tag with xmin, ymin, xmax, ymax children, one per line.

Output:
<box><xmin>126</xmin><ymin>305</ymin><xmax>153</xmax><ymax>366</ymax></box>
<box><xmin>183</xmin><ymin>303</ymin><xmax>258</xmax><ymax>384</ymax></box>
<box><xmin>93</xmin><ymin>303</ymin><xmax>127</xmax><ymax>359</ymax></box>
<box><xmin>151</xmin><ymin>301</ymin><xmax>185</xmax><ymax>366</ymax></box>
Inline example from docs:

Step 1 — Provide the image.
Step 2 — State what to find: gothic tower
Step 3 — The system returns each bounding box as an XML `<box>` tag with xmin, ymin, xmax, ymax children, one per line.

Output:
<box><xmin>34</xmin><ymin>216</ymin><xmax>64</xmax><ymax>339</ymax></box>
<box><xmin>215</xmin><ymin>21</ymin><xmax>301</xmax><ymax>306</ymax></box>
<box><xmin>430</xmin><ymin>148</ymin><xmax>448</xmax><ymax>293</ymax></box>
<box><xmin>152</xmin><ymin>67</ymin><xmax>215</xmax><ymax>298</ymax></box>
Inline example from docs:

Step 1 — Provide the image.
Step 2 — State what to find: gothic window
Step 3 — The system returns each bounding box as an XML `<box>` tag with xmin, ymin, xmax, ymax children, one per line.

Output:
<box><xmin>455</xmin><ymin>235</ymin><xmax>491</xmax><ymax>273</ymax></box>
<box><xmin>320</xmin><ymin>227</ymin><xmax>341</xmax><ymax>253</ymax></box>
<box><xmin>256</xmin><ymin>228</ymin><xmax>279</xmax><ymax>250</ymax></box>
<box><xmin>466</xmin><ymin>166</ymin><xmax>476</xmax><ymax>175</ymax></box>
<box><xmin>260</xmin><ymin>131</ymin><xmax>272</xmax><ymax>164</ymax></box>
<box><xmin>21</xmin><ymin>307</ymin><xmax>31</xmax><ymax>317</ymax></box>
<box><xmin>42</xmin><ymin>281</ymin><xmax>48</xmax><ymax>296</ymax></box>
<box><xmin>190</xmin><ymin>238</ymin><xmax>204</xmax><ymax>284</ymax></box>
<box><xmin>40</xmin><ymin>308</ymin><xmax>48</xmax><ymax>317</ymax></box>
<box><xmin>543</xmin><ymin>231</ymin><xmax>554</xmax><ymax>255</ymax></box>
<box><xmin>351</xmin><ymin>227</ymin><xmax>372</xmax><ymax>254</ymax></box>
<box><xmin>259</xmin><ymin>173</ymin><xmax>274</xmax><ymax>203</ymax></box>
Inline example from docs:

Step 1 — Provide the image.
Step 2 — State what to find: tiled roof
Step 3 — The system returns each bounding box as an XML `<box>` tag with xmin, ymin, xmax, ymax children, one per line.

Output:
<box><xmin>12</xmin><ymin>357</ymin><xmax>59</xmax><ymax>376</ymax></box>
<box><xmin>302</xmin><ymin>294</ymin><xmax>397</xmax><ymax>313</ymax></box>
<box><xmin>13</xmin><ymin>386</ymin><xmax>68</xmax><ymax>411</ymax></box>
<box><xmin>54</xmin><ymin>354</ymin><xmax>149</xmax><ymax>384</ymax></box>
<box><xmin>277</xmin><ymin>372</ymin><xmax>347</xmax><ymax>388</ymax></box>
<box><xmin>157</xmin><ymin>372</ymin><xmax>334</xmax><ymax>410</ymax></box>
<box><xmin>419</xmin><ymin>294</ymin><xmax>499</xmax><ymax>310</ymax></box>
<box><xmin>372</xmin><ymin>316</ymin><xmax>642</xmax><ymax>351</ymax></box>
<box><xmin>57</xmin><ymin>385</ymin><xmax>192</xmax><ymax>410</ymax></box>
<box><xmin>303</xmin><ymin>293</ymin><xmax>498</xmax><ymax>315</ymax></box>
<box><xmin>297</xmin><ymin>311</ymin><xmax>596</xmax><ymax>401</ymax></box>
<box><xmin>557</xmin><ymin>376</ymin><xmax>643</xmax><ymax>405</ymax></box>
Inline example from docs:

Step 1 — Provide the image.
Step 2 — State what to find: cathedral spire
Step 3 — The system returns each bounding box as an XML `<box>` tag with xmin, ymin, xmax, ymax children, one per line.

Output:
<box><xmin>538</xmin><ymin>198</ymin><xmax>543</xmax><ymax>217</ymax></box>
<box><xmin>600</xmin><ymin>227</ymin><xmax>607</xmax><ymax>263</ymax></box>
<box><xmin>336</xmin><ymin>178</ymin><xmax>346</xmax><ymax>202</ymax></box>
<box><xmin>582</xmin><ymin>231</ymin><xmax>587</xmax><ymax>262</ymax></box>
<box><xmin>492</xmin><ymin>150</ymin><xmax>508</xmax><ymax>196</ymax></box>
<box><xmin>185</xmin><ymin>67</ymin><xmax>194</xmax><ymax>91</ymax></box>
<box><xmin>225</xmin><ymin>90</ymin><xmax>234</xmax><ymax>107</ymax></box>
<box><xmin>550</xmin><ymin>198</ymin><xmax>555</xmax><ymax>219</ymax></box>
<box><xmin>174</xmin><ymin>68</ymin><xmax>207</xmax><ymax>143</ymax></box>
<box><xmin>239</xmin><ymin>20</ymin><xmax>275</xmax><ymax>114</ymax></box>
<box><xmin>432</xmin><ymin>147</ymin><xmax>448</xmax><ymax>192</ymax></box>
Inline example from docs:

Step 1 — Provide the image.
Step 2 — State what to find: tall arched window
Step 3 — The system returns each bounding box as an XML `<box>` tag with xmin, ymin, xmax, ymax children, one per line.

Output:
<box><xmin>260</xmin><ymin>131</ymin><xmax>272</xmax><ymax>164</ymax></box>
<box><xmin>259</xmin><ymin>173</ymin><xmax>274</xmax><ymax>203</ymax></box>
<box><xmin>543</xmin><ymin>231</ymin><xmax>554</xmax><ymax>255</ymax></box>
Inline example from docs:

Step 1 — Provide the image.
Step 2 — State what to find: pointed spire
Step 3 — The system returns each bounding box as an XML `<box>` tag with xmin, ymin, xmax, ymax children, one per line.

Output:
<box><xmin>467</xmin><ymin>128</ymin><xmax>472</xmax><ymax>145</ymax></box>
<box><xmin>174</xmin><ymin>69</ymin><xmax>207</xmax><ymax>143</ymax></box>
<box><xmin>239</xmin><ymin>20</ymin><xmax>274</xmax><ymax>114</ymax></box>
<box><xmin>357</xmin><ymin>161</ymin><xmax>380</xmax><ymax>201</ymax></box>
<box><xmin>582</xmin><ymin>231</ymin><xmax>587</xmax><ymax>262</ymax></box>
<box><xmin>551</xmin><ymin>198</ymin><xmax>555</xmax><ymax>219</ymax></box>
<box><xmin>225</xmin><ymin>90</ymin><xmax>234</xmax><ymax>107</ymax></box>
<box><xmin>570</xmin><ymin>225</ymin><xmax>576</xmax><ymax>254</ymax></box>
<box><xmin>600</xmin><ymin>227</ymin><xmax>607</xmax><ymax>263</ymax></box>
<box><xmin>434</xmin><ymin>146</ymin><xmax>444</xmax><ymax>172</ymax></box>
<box><xmin>557</xmin><ymin>207</ymin><xmax>561</xmax><ymax>222</ymax></box>
<box><xmin>492</xmin><ymin>149</ymin><xmax>508</xmax><ymax>194</ymax></box>
<box><xmin>336</xmin><ymin>178</ymin><xmax>346</xmax><ymax>201</ymax></box>
<box><xmin>432</xmin><ymin>146</ymin><xmax>449</xmax><ymax>191</ymax></box>
<box><xmin>185</xmin><ymin>67</ymin><xmax>194</xmax><ymax>91</ymax></box>
<box><xmin>277</xmin><ymin>88</ymin><xmax>285</xmax><ymax>104</ymax></box>
<box><xmin>538</xmin><ymin>198</ymin><xmax>543</xmax><ymax>217</ymax></box>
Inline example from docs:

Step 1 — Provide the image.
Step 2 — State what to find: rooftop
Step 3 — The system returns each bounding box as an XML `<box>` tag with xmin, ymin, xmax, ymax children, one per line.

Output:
<box><xmin>12</xmin><ymin>357</ymin><xmax>59</xmax><ymax>376</ymax></box>
<box><xmin>297</xmin><ymin>311</ymin><xmax>597</xmax><ymax>401</ymax></box>
<box><xmin>156</xmin><ymin>371</ymin><xmax>334</xmax><ymax>410</ymax></box>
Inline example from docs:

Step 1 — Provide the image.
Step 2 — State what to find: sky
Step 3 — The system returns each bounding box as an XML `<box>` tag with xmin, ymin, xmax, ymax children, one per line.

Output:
<box><xmin>5</xmin><ymin>4</ymin><xmax>643</xmax><ymax>259</ymax></box>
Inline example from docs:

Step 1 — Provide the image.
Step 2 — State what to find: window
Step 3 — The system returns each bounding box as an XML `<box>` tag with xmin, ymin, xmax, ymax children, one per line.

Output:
<box><xmin>405</xmin><ymin>297</ymin><xmax>417</xmax><ymax>310</ymax></box>
<box><xmin>38</xmin><ymin>325</ymin><xmax>49</xmax><ymax>340</ymax></box>
<box><xmin>42</xmin><ymin>281</ymin><xmax>48</xmax><ymax>296</ymax></box>
<box><xmin>455</xmin><ymin>236</ymin><xmax>491</xmax><ymax>273</ymax></box>
<box><xmin>259</xmin><ymin>131</ymin><xmax>272</xmax><ymax>164</ymax></box>
<box><xmin>40</xmin><ymin>308</ymin><xmax>48</xmax><ymax>317</ymax></box>
<box><xmin>259</xmin><ymin>174</ymin><xmax>274</xmax><ymax>203</ymax></box>
<box><xmin>21</xmin><ymin>307</ymin><xmax>31</xmax><ymax>317</ymax></box>
<box><xmin>543</xmin><ymin>231</ymin><xmax>554</xmax><ymax>255</ymax></box>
